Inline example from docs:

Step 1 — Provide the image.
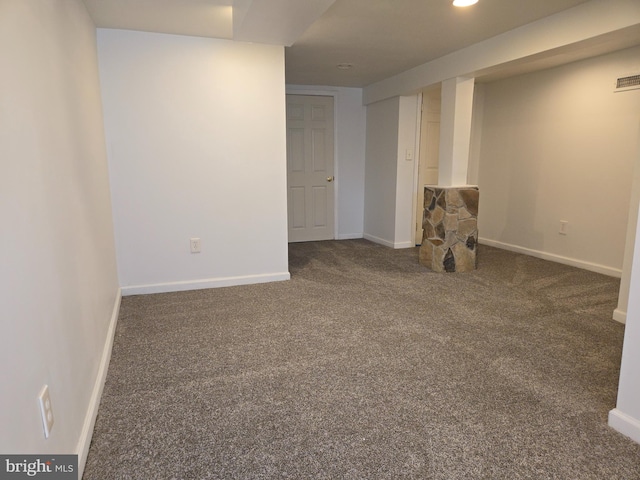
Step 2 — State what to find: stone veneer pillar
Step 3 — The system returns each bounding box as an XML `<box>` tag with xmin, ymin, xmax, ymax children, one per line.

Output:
<box><xmin>419</xmin><ymin>186</ymin><xmax>479</xmax><ymax>273</ymax></box>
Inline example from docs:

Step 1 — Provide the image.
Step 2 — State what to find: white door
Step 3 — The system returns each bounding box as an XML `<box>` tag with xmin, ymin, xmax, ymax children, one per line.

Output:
<box><xmin>415</xmin><ymin>88</ymin><xmax>441</xmax><ymax>245</ymax></box>
<box><xmin>286</xmin><ymin>95</ymin><xmax>335</xmax><ymax>242</ymax></box>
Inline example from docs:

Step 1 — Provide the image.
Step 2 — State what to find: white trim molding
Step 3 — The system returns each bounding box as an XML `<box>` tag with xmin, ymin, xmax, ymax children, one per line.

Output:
<box><xmin>478</xmin><ymin>238</ymin><xmax>622</xmax><ymax>278</ymax></box>
<box><xmin>363</xmin><ymin>233</ymin><xmax>395</xmax><ymax>249</ymax></box>
<box><xmin>121</xmin><ymin>272</ymin><xmax>291</xmax><ymax>296</ymax></box>
<box><xmin>393</xmin><ymin>241</ymin><xmax>415</xmax><ymax>249</ymax></box>
<box><xmin>336</xmin><ymin>233</ymin><xmax>364</xmax><ymax>240</ymax></box>
<box><xmin>613</xmin><ymin>308</ymin><xmax>627</xmax><ymax>324</ymax></box>
<box><xmin>77</xmin><ymin>288</ymin><xmax>122</xmax><ymax>478</ymax></box>
<box><xmin>609</xmin><ymin>408</ymin><xmax>640</xmax><ymax>444</ymax></box>
<box><xmin>363</xmin><ymin>234</ymin><xmax>414</xmax><ymax>249</ymax></box>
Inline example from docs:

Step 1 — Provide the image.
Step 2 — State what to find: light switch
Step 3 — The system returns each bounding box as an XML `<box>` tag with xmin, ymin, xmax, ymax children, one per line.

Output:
<box><xmin>405</xmin><ymin>149</ymin><xmax>414</xmax><ymax>161</ymax></box>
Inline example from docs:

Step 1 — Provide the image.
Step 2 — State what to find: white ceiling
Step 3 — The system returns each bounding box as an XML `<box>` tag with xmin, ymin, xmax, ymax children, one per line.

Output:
<box><xmin>84</xmin><ymin>0</ymin><xmax>234</xmax><ymax>39</ymax></box>
<box><xmin>83</xmin><ymin>0</ymin><xmax>640</xmax><ymax>88</ymax></box>
<box><xmin>83</xmin><ymin>0</ymin><xmax>336</xmax><ymax>46</ymax></box>
<box><xmin>286</xmin><ymin>0</ymin><xmax>603</xmax><ymax>87</ymax></box>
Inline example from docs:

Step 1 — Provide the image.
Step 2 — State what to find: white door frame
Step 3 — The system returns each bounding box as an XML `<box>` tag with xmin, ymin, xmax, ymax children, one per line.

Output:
<box><xmin>411</xmin><ymin>92</ymin><xmax>424</xmax><ymax>246</ymax></box>
<box><xmin>286</xmin><ymin>87</ymin><xmax>339</xmax><ymax>240</ymax></box>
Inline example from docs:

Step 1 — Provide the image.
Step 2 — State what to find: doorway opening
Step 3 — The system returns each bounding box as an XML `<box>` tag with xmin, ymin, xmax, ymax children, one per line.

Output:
<box><xmin>414</xmin><ymin>86</ymin><xmax>441</xmax><ymax>245</ymax></box>
<box><xmin>286</xmin><ymin>94</ymin><xmax>336</xmax><ymax>242</ymax></box>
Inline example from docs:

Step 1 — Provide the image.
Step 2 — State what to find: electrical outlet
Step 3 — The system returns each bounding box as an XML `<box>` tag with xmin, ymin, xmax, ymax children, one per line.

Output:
<box><xmin>38</xmin><ymin>385</ymin><xmax>54</xmax><ymax>438</ymax></box>
<box><xmin>190</xmin><ymin>237</ymin><xmax>201</xmax><ymax>253</ymax></box>
<box><xmin>559</xmin><ymin>220</ymin><xmax>569</xmax><ymax>235</ymax></box>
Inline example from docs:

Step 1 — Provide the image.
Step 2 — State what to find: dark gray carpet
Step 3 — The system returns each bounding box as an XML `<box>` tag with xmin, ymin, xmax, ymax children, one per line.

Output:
<box><xmin>83</xmin><ymin>240</ymin><xmax>640</xmax><ymax>479</ymax></box>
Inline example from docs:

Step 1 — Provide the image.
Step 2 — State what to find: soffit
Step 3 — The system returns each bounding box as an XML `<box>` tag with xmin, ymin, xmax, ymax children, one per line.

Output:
<box><xmin>82</xmin><ymin>0</ymin><xmax>336</xmax><ymax>46</ymax></box>
<box><xmin>82</xmin><ymin>0</ymin><xmax>640</xmax><ymax>88</ymax></box>
<box><xmin>285</xmin><ymin>0</ymin><xmax>609</xmax><ymax>87</ymax></box>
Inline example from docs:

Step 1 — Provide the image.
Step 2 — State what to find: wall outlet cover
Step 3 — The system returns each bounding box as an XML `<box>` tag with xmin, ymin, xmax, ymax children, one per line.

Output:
<box><xmin>38</xmin><ymin>385</ymin><xmax>54</xmax><ymax>438</ymax></box>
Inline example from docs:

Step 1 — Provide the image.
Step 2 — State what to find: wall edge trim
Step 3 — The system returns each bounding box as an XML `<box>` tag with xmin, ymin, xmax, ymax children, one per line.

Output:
<box><xmin>393</xmin><ymin>241</ymin><xmax>415</xmax><ymax>249</ymax></box>
<box><xmin>613</xmin><ymin>308</ymin><xmax>627</xmax><ymax>324</ymax></box>
<box><xmin>336</xmin><ymin>233</ymin><xmax>364</xmax><ymax>240</ymax></box>
<box><xmin>609</xmin><ymin>408</ymin><xmax>640</xmax><ymax>445</ymax></box>
<box><xmin>77</xmin><ymin>288</ymin><xmax>122</xmax><ymax>477</ymax></box>
<box><xmin>478</xmin><ymin>237</ymin><xmax>622</xmax><ymax>278</ymax></box>
<box><xmin>363</xmin><ymin>233</ymin><xmax>395</xmax><ymax>248</ymax></box>
<box><xmin>121</xmin><ymin>272</ymin><xmax>291</xmax><ymax>296</ymax></box>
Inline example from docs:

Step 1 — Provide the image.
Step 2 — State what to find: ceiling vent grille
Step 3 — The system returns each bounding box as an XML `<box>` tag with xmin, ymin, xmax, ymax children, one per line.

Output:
<box><xmin>615</xmin><ymin>74</ymin><xmax>640</xmax><ymax>92</ymax></box>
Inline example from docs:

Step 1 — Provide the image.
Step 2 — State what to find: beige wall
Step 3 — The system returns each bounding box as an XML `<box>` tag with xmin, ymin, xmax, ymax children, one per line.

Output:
<box><xmin>0</xmin><ymin>0</ymin><xmax>119</xmax><ymax>463</ymax></box>
<box><xmin>98</xmin><ymin>30</ymin><xmax>290</xmax><ymax>294</ymax></box>
<box><xmin>477</xmin><ymin>45</ymin><xmax>640</xmax><ymax>275</ymax></box>
<box><xmin>364</xmin><ymin>97</ymin><xmax>401</xmax><ymax>246</ymax></box>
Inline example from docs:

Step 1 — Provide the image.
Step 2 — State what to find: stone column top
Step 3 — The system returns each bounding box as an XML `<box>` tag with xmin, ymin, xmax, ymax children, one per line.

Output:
<box><xmin>420</xmin><ymin>186</ymin><xmax>479</xmax><ymax>273</ymax></box>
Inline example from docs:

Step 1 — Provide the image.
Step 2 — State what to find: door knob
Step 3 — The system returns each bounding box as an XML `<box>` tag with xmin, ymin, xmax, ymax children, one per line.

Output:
<box><xmin>327</xmin><ymin>176</ymin><xmax>334</xmax><ymax>182</ymax></box>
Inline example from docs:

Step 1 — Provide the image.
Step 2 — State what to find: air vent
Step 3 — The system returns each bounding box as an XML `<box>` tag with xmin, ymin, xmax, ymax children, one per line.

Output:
<box><xmin>615</xmin><ymin>74</ymin><xmax>640</xmax><ymax>92</ymax></box>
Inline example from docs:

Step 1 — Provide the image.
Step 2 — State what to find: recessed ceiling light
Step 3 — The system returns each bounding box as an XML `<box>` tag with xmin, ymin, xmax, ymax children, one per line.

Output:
<box><xmin>453</xmin><ymin>0</ymin><xmax>478</xmax><ymax>6</ymax></box>
<box><xmin>337</xmin><ymin>63</ymin><xmax>354</xmax><ymax>70</ymax></box>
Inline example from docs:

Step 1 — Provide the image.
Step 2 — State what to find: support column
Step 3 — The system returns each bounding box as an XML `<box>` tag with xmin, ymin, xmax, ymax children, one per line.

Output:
<box><xmin>420</xmin><ymin>77</ymin><xmax>479</xmax><ymax>273</ymax></box>
<box><xmin>609</xmin><ymin>173</ymin><xmax>640</xmax><ymax>445</ymax></box>
<box><xmin>419</xmin><ymin>186</ymin><xmax>479</xmax><ymax>273</ymax></box>
<box><xmin>438</xmin><ymin>76</ymin><xmax>475</xmax><ymax>187</ymax></box>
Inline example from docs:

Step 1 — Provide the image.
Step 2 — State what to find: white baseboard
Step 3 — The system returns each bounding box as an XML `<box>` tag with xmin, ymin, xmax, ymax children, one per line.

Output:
<box><xmin>478</xmin><ymin>238</ymin><xmax>622</xmax><ymax>278</ymax></box>
<box><xmin>77</xmin><ymin>288</ymin><xmax>122</xmax><ymax>479</ymax></box>
<box><xmin>609</xmin><ymin>408</ymin><xmax>640</xmax><ymax>445</ymax></box>
<box><xmin>121</xmin><ymin>272</ymin><xmax>291</xmax><ymax>296</ymax></box>
<box><xmin>393</xmin><ymin>241</ymin><xmax>415</xmax><ymax>249</ymax></box>
<box><xmin>363</xmin><ymin>233</ymin><xmax>395</xmax><ymax>248</ymax></box>
<box><xmin>336</xmin><ymin>233</ymin><xmax>363</xmax><ymax>240</ymax></box>
<box><xmin>363</xmin><ymin>234</ymin><xmax>413</xmax><ymax>249</ymax></box>
<box><xmin>613</xmin><ymin>308</ymin><xmax>627</xmax><ymax>324</ymax></box>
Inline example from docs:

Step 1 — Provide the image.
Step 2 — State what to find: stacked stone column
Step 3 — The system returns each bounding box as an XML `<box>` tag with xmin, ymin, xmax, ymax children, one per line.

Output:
<box><xmin>419</xmin><ymin>186</ymin><xmax>479</xmax><ymax>273</ymax></box>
